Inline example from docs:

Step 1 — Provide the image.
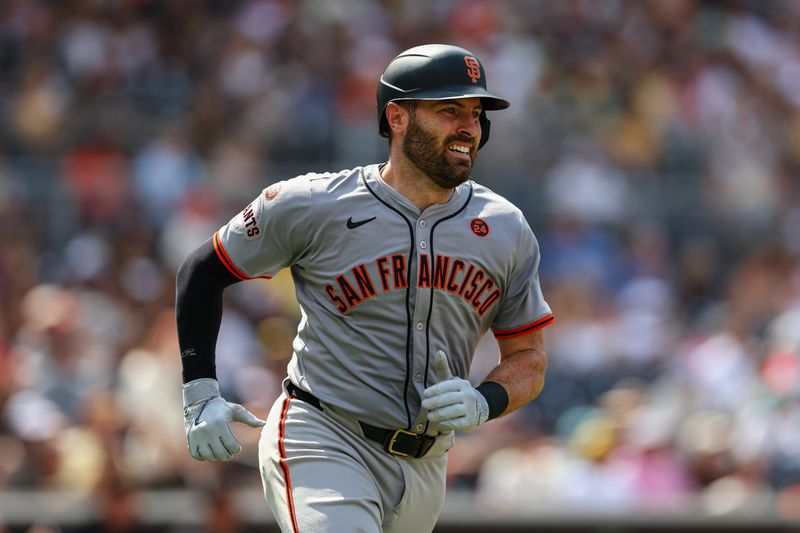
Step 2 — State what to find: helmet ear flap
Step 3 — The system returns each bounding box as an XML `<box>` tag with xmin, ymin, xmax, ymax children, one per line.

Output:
<box><xmin>379</xmin><ymin>111</ymin><xmax>390</xmax><ymax>138</ymax></box>
<box><xmin>478</xmin><ymin>111</ymin><xmax>491</xmax><ymax>149</ymax></box>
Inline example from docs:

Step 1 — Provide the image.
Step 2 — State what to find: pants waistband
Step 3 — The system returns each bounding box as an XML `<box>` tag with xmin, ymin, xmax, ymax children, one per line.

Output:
<box><xmin>285</xmin><ymin>381</ymin><xmax>437</xmax><ymax>459</ymax></box>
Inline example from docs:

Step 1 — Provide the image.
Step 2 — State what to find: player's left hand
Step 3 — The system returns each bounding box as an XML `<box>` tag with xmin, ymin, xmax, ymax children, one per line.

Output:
<box><xmin>422</xmin><ymin>350</ymin><xmax>489</xmax><ymax>432</ymax></box>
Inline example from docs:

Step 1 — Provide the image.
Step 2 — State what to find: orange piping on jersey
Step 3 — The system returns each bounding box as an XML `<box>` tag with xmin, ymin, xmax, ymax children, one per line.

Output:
<box><xmin>212</xmin><ymin>231</ymin><xmax>272</xmax><ymax>280</ymax></box>
<box><xmin>278</xmin><ymin>397</ymin><xmax>300</xmax><ymax>533</ymax></box>
<box><xmin>493</xmin><ymin>313</ymin><xmax>555</xmax><ymax>338</ymax></box>
<box><xmin>212</xmin><ymin>232</ymin><xmax>248</xmax><ymax>280</ymax></box>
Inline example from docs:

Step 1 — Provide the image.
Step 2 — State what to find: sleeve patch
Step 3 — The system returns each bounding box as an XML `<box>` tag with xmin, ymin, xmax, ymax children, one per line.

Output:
<box><xmin>264</xmin><ymin>183</ymin><xmax>281</xmax><ymax>200</ymax></box>
<box><xmin>230</xmin><ymin>198</ymin><xmax>264</xmax><ymax>240</ymax></box>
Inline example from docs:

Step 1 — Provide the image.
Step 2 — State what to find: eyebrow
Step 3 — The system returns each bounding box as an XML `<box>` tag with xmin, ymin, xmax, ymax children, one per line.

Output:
<box><xmin>433</xmin><ymin>101</ymin><xmax>483</xmax><ymax>112</ymax></box>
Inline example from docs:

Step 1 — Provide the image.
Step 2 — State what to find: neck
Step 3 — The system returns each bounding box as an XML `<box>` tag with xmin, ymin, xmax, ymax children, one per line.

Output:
<box><xmin>381</xmin><ymin>155</ymin><xmax>454</xmax><ymax>212</ymax></box>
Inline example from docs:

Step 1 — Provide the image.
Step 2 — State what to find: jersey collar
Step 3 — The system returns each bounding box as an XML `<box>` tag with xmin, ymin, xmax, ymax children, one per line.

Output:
<box><xmin>364</xmin><ymin>163</ymin><xmax>472</xmax><ymax>218</ymax></box>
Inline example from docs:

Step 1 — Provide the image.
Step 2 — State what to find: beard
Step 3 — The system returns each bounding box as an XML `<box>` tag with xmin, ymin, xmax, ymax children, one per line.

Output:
<box><xmin>401</xmin><ymin>114</ymin><xmax>475</xmax><ymax>190</ymax></box>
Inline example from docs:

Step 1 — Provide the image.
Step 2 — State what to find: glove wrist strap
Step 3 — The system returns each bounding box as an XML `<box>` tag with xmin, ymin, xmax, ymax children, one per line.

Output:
<box><xmin>183</xmin><ymin>378</ymin><xmax>220</xmax><ymax>408</ymax></box>
<box><xmin>476</xmin><ymin>381</ymin><xmax>509</xmax><ymax>420</ymax></box>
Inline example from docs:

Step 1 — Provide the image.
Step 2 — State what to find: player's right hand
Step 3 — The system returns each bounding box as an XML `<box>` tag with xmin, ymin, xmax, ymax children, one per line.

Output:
<box><xmin>182</xmin><ymin>378</ymin><xmax>266</xmax><ymax>462</ymax></box>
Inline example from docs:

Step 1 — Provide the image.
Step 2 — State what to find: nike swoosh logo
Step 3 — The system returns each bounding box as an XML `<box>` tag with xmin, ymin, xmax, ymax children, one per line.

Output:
<box><xmin>193</xmin><ymin>401</ymin><xmax>208</xmax><ymax>426</ymax></box>
<box><xmin>346</xmin><ymin>216</ymin><xmax>376</xmax><ymax>229</ymax></box>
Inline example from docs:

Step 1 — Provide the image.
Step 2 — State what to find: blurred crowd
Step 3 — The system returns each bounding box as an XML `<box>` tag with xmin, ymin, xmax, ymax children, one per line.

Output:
<box><xmin>1</xmin><ymin>0</ymin><xmax>800</xmax><ymax>529</ymax></box>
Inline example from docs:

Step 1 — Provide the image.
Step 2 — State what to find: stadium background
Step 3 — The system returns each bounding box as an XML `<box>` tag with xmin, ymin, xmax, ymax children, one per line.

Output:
<box><xmin>1</xmin><ymin>0</ymin><xmax>800</xmax><ymax>531</ymax></box>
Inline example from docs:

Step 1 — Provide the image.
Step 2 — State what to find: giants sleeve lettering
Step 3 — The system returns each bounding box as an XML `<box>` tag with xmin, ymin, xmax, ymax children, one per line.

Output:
<box><xmin>215</xmin><ymin>178</ymin><xmax>314</xmax><ymax>279</ymax></box>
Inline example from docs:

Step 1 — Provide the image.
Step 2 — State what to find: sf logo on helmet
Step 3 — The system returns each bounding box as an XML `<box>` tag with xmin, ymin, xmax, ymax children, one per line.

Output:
<box><xmin>464</xmin><ymin>56</ymin><xmax>481</xmax><ymax>84</ymax></box>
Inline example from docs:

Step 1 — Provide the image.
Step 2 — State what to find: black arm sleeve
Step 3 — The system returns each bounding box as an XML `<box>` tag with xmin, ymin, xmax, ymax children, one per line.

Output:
<box><xmin>175</xmin><ymin>238</ymin><xmax>241</xmax><ymax>383</ymax></box>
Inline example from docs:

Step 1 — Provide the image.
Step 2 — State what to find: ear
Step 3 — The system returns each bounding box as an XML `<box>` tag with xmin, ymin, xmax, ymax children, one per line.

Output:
<box><xmin>385</xmin><ymin>101</ymin><xmax>410</xmax><ymax>137</ymax></box>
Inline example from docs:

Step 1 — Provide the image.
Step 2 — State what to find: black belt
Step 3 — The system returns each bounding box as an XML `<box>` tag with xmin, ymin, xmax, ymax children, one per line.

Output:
<box><xmin>286</xmin><ymin>382</ymin><xmax>436</xmax><ymax>459</ymax></box>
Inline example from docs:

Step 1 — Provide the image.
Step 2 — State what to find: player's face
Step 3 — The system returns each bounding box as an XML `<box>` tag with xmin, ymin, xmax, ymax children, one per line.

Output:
<box><xmin>401</xmin><ymin>98</ymin><xmax>482</xmax><ymax>190</ymax></box>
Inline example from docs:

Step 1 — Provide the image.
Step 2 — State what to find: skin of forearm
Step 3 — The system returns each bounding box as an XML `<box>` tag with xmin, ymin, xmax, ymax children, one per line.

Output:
<box><xmin>482</xmin><ymin>348</ymin><xmax>548</xmax><ymax>416</ymax></box>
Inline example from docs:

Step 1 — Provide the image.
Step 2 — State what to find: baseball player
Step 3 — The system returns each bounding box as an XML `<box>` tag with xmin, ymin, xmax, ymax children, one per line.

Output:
<box><xmin>176</xmin><ymin>44</ymin><xmax>553</xmax><ymax>532</ymax></box>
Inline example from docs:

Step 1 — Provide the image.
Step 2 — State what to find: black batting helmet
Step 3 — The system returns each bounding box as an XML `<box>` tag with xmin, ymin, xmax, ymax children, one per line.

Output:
<box><xmin>377</xmin><ymin>44</ymin><xmax>510</xmax><ymax>149</ymax></box>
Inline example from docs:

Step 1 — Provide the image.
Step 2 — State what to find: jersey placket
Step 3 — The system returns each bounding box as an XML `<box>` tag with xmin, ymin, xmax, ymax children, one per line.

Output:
<box><xmin>363</xmin><ymin>166</ymin><xmax>473</xmax><ymax>432</ymax></box>
<box><xmin>409</xmin><ymin>215</ymin><xmax>433</xmax><ymax>433</ymax></box>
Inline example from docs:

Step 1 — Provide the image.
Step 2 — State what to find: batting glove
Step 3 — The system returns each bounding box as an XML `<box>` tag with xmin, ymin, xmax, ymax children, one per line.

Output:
<box><xmin>421</xmin><ymin>350</ymin><xmax>489</xmax><ymax>432</ymax></box>
<box><xmin>183</xmin><ymin>378</ymin><xmax>266</xmax><ymax>462</ymax></box>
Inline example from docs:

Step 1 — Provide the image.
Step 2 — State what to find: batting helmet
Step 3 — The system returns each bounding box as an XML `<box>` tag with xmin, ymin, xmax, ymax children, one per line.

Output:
<box><xmin>377</xmin><ymin>44</ymin><xmax>510</xmax><ymax>149</ymax></box>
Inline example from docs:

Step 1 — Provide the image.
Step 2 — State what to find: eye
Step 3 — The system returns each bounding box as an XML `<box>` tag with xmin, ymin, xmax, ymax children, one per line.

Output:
<box><xmin>442</xmin><ymin>107</ymin><xmax>457</xmax><ymax>115</ymax></box>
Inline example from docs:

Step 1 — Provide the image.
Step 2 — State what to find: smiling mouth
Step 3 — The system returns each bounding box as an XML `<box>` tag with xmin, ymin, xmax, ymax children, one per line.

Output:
<box><xmin>447</xmin><ymin>143</ymin><xmax>473</xmax><ymax>161</ymax></box>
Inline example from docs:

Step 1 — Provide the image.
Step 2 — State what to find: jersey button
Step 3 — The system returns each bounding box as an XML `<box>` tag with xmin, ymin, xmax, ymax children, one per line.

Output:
<box><xmin>419</xmin><ymin>219</ymin><xmax>427</xmax><ymax>228</ymax></box>
<box><xmin>416</xmin><ymin>322</ymin><xmax>424</xmax><ymax>331</ymax></box>
<box><xmin>414</xmin><ymin>373</ymin><xmax>422</xmax><ymax>382</ymax></box>
<box><xmin>420</xmin><ymin>241</ymin><xmax>427</xmax><ymax>249</ymax></box>
<box><xmin>416</xmin><ymin>423</ymin><xmax>425</xmax><ymax>433</ymax></box>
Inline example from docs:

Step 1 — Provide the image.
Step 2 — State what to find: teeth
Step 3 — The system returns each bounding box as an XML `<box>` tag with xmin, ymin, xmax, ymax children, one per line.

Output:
<box><xmin>450</xmin><ymin>145</ymin><xmax>470</xmax><ymax>154</ymax></box>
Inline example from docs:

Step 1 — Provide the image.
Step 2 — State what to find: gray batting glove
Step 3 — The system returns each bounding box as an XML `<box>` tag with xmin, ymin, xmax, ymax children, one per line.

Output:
<box><xmin>421</xmin><ymin>350</ymin><xmax>489</xmax><ymax>432</ymax></box>
<box><xmin>183</xmin><ymin>378</ymin><xmax>266</xmax><ymax>462</ymax></box>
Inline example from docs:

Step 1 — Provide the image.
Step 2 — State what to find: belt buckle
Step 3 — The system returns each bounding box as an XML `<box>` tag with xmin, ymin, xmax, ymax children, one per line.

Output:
<box><xmin>386</xmin><ymin>429</ymin><xmax>417</xmax><ymax>457</ymax></box>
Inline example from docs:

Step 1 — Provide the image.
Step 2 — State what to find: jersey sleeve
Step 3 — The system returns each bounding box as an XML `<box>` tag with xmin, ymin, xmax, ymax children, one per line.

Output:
<box><xmin>491</xmin><ymin>217</ymin><xmax>553</xmax><ymax>339</ymax></box>
<box><xmin>213</xmin><ymin>177</ymin><xmax>313</xmax><ymax>279</ymax></box>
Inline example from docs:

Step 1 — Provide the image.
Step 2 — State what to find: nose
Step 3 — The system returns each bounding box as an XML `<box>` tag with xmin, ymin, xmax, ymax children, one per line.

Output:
<box><xmin>457</xmin><ymin>113</ymin><xmax>481</xmax><ymax>143</ymax></box>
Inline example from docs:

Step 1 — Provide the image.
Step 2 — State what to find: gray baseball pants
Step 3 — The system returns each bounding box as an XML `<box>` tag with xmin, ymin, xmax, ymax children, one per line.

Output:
<box><xmin>259</xmin><ymin>384</ymin><xmax>452</xmax><ymax>532</ymax></box>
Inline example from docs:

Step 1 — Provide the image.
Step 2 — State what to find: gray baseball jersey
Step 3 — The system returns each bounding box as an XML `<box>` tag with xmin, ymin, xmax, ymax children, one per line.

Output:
<box><xmin>215</xmin><ymin>163</ymin><xmax>553</xmax><ymax>430</ymax></box>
